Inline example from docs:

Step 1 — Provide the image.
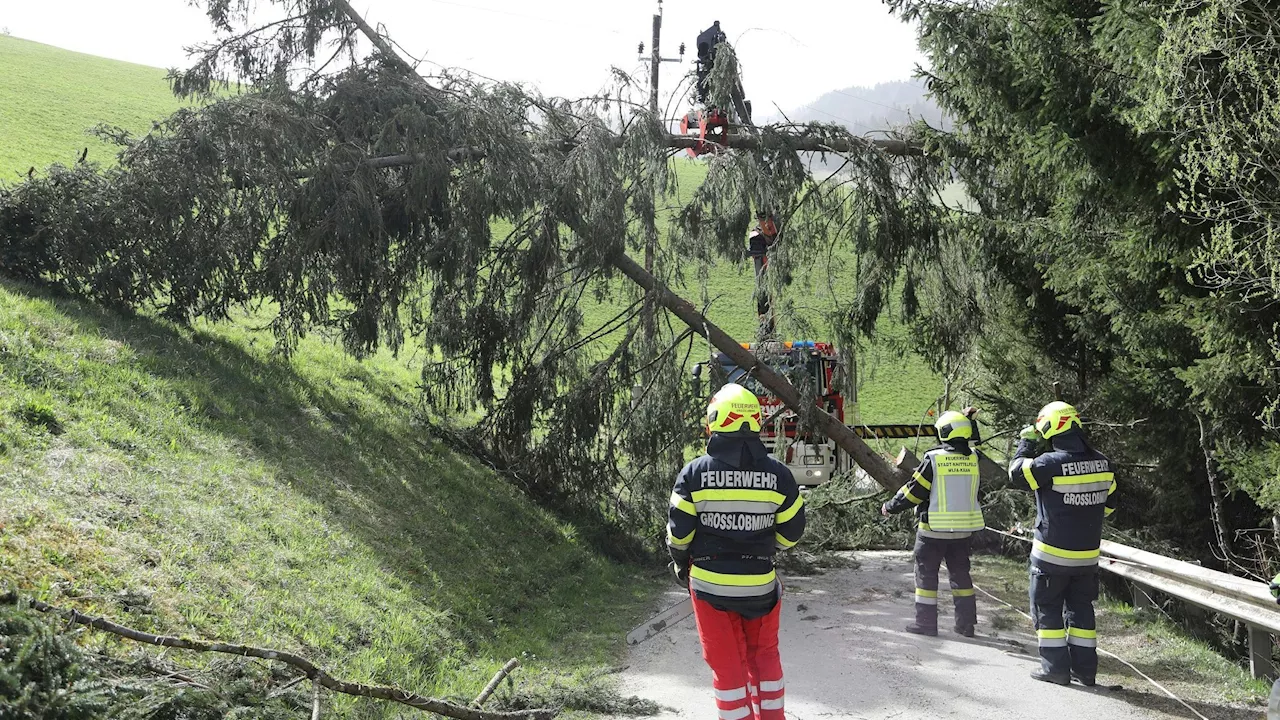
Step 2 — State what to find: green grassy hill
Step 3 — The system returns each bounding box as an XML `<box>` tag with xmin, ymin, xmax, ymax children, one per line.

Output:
<box><xmin>0</xmin><ymin>277</ymin><xmax>653</xmax><ymax>716</ymax></box>
<box><xmin>1</xmin><ymin>45</ymin><xmax>659</xmax><ymax>716</ymax></box>
<box><xmin>0</xmin><ymin>35</ymin><xmax>186</xmax><ymax>180</ymax></box>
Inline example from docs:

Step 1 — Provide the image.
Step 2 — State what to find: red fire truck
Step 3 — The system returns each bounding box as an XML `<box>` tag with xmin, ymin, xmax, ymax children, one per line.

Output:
<box><xmin>700</xmin><ymin>340</ymin><xmax>848</xmax><ymax>485</ymax></box>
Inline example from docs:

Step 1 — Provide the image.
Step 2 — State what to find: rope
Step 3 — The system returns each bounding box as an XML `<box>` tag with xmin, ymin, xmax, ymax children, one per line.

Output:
<box><xmin>974</xmin><ymin>528</ymin><xmax>1210</xmax><ymax>720</ymax></box>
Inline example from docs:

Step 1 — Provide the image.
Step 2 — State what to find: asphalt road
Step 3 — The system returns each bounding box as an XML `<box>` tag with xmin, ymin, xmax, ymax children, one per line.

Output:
<box><xmin>608</xmin><ymin>551</ymin><xmax>1248</xmax><ymax>720</ymax></box>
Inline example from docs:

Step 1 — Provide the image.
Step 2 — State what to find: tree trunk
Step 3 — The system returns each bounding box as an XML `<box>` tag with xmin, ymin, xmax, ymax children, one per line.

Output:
<box><xmin>352</xmin><ymin>134</ymin><xmax>921</xmax><ymax>175</ymax></box>
<box><xmin>330</xmin><ymin>0</ymin><xmax>907</xmax><ymax>492</ymax></box>
<box><xmin>1195</xmin><ymin>411</ymin><xmax>1234</xmax><ymax>561</ymax></box>
<box><xmin>612</xmin><ymin>252</ymin><xmax>904</xmax><ymax>491</ymax></box>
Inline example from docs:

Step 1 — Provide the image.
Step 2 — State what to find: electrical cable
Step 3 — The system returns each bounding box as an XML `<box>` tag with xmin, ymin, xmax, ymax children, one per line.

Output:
<box><xmin>796</xmin><ymin>103</ymin><xmax>877</xmax><ymax>133</ymax></box>
<box><xmin>825</xmin><ymin>87</ymin><xmax>914</xmax><ymax>116</ymax></box>
<box><xmin>419</xmin><ymin>0</ymin><xmax>626</xmax><ymax>35</ymax></box>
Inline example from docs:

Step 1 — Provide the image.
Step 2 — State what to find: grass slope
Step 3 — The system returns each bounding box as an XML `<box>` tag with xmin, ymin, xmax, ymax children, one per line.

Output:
<box><xmin>0</xmin><ymin>35</ymin><xmax>184</xmax><ymax>180</ymax></box>
<box><xmin>0</xmin><ymin>278</ymin><xmax>654</xmax><ymax>717</ymax></box>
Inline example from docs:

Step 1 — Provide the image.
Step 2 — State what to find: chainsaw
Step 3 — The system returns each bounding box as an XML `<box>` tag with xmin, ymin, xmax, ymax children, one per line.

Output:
<box><xmin>626</xmin><ymin>596</ymin><xmax>695</xmax><ymax>645</ymax></box>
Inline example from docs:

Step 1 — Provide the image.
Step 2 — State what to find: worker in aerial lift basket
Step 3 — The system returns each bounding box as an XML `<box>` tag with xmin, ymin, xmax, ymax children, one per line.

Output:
<box><xmin>1009</xmin><ymin>401</ymin><xmax>1117</xmax><ymax>687</ymax></box>
<box><xmin>747</xmin><ymin>212</ymin><xmax>778</xmax><ymax>335</ymax></box>
<box><xmin>667</xmin><ymin>383</ymin><xmax>806</xmax><ymax>720</ymax></box>
<box><xmin>882</xmin><ymin>407</ymin><xmax>984</xmax><ymax>637</ymax></box>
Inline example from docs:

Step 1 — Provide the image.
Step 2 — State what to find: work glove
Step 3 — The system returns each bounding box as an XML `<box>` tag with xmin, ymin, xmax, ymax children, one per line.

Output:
<box><xmin>668</xmin><ymin>560</ymin><xmax>690</xmax><ymax>587</ymax></box>
<box><xmin>1018</xmin><ymin>425</ymin><xmax>1041</xmax><ymax>441</ymax></box>
<box><xmin>1270</xmin><ymin>573</ymin><xmax>1280</xmax><ymax>603</ymax></box>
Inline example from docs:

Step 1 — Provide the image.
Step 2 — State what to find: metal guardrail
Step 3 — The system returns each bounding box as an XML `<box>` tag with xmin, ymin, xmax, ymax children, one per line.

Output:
<box><xmin>1098</xmin><ymin>540</ymin><xmax>1280</xmax><ymax>680</ymax></box>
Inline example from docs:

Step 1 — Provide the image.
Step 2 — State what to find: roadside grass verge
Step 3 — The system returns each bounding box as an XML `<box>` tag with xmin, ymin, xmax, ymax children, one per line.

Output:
<box><xmin>971</xmin><ymin>554</ymin><xmax>1266</xmax><ymax>717</ymax></box>
<box><xmin>0</xmin><ymin>276</ymin><xmax>659</xmax><ymax>718</ymax></box>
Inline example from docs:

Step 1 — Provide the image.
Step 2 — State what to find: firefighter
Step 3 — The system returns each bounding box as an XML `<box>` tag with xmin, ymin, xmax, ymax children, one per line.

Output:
<box><xmin>1009</xmin><ymin>401</ymin><xmax>1116</xmax><ymax>687</ymax></box>
<box><xmin>747</xmin><ymin>212</ymin><xmax>778</xmax><ymax>278</ymax></box>
<box><xmin>694</xmin><ymin>21</ymin><xmax>726</xmax><ymax>105</ymax></box>
<box><xmin>881</xmin><ymin>407</ymin><xmax>984</xmax><ymax>637</ymax></box>
<box><xmin>668</xmin><ymin>383</ymin><xmax>806</xmax><ymax>720</ymax></box>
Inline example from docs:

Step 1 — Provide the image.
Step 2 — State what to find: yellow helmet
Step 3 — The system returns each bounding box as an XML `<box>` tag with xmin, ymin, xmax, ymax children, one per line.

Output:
<box><xmin>935</xmin><ymin>410</ymin><xmax>973</xmax><ymax>442</ymax></box>
<box><xmin>1036</xmin><ymin>401</ymin><xmax>1082</xmax><ymax>439</ymax></box>
<box><xmin>706</xmin><ymin>383</ymin><xmax>762</xmax><ymax>434</ymax></box>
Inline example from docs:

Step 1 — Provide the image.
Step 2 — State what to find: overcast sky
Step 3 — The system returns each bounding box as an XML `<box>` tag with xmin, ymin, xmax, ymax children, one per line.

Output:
<box><xmin>3</xmin><ymin>0</ymin><xmax>927</xmax><ymax>115</ymax></box>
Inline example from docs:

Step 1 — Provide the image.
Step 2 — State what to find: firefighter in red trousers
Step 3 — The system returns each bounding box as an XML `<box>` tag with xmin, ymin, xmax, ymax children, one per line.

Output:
<box><xmin>668</xmin><ymin>383</ymin><xmax>806</xmax><ymax>720</ymax></box>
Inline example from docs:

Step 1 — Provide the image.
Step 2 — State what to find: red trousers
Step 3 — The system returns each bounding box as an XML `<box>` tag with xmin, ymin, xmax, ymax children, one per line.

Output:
<box><xmin>691</xmin><ymin>593</ymin><xmax>785</xmax><ymax>720</ymax></box>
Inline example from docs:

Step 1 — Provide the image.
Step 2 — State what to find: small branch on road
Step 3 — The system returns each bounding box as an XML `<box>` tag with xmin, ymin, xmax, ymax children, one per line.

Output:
<box><xmin>311</xmin><ymin>677</ymin><xmax>324</xmax><ymax>720</ymax></box>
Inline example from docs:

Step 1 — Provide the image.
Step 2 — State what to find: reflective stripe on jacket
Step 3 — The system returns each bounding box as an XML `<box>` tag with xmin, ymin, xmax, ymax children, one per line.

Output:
<box><xmin>667</xmin><ymin>433</ymin><xmax>805</xmax><ymax>616</ymax></box>
<box><xmin>1009</xmin><ymin>430</ymin><xmax>1116</xmax><ymax>573</ymax></box>
<box><xmin>884</xmin><ymin>433</ymin><xmax>985</xmax><ymax>540</ymax></box>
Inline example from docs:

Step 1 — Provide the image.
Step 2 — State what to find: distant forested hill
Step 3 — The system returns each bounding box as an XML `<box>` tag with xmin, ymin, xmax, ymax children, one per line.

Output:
<box><xmin>765</xmin><ymin>79</ymin><xmax>946</xmax><ymax>136</ymax></box>
<box><xmin>761</xmin><ymin>79</ymin><xmax>945</xmax><ymax>176</ymax></box>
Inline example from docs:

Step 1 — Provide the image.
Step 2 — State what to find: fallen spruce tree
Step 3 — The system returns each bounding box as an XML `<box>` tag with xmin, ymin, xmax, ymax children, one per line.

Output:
<box><xmin>0</xmin><ymin>0</ymin><xmax>949</xmax><ymax>520</ymax></box>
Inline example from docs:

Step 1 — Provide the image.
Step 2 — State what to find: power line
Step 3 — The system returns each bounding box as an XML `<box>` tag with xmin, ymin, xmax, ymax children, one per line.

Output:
<box><xmin>797</xmin><ymin>103</ymin><xmax>876</xmax><ymax>133</ymax></box>
<box><xmin>800</xmin><ymin>86</ymin><xmax>948</xmax><ymax>133</ymax></box>
<box><xmin>732</xmin><ymin>27</ymin><xmax>810</xmax><ymax>49</ymax></box>
<box><xmin>826</xmin><ymin>87</ymin><xmax>914</xmax><ymax>116</ymax></box>
<box><xmin>418</xmin><ymin>0</ymin><xmax>626</xmax><ymax>35</ymax></box>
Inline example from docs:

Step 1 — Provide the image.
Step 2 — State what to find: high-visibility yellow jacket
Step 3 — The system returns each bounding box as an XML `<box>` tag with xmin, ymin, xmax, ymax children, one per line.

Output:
<box><xmin>885</xmin><ymin>436</ymin><xmax>985</xmax><ymax>539</ymax></box>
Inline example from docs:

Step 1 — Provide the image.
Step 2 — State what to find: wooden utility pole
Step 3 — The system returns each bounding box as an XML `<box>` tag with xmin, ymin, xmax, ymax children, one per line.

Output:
<box><xmin>649</xmin><ymin>8</ymin><xmax>661</xmax><ymax>114</ymax></box>
<box><xmin>642</xmin><ymin>1</ymin><xmax>684</xmax><ymax>113</ymax></box>
<box><xmin>643</xmin><ymin>6</ymin><xmax>661</xmax><ymax>344</ymax></box>
<box><xmin>640</xmin><ymin>0</ymin><xmax>683</xmax><ymax>345</ymax></box>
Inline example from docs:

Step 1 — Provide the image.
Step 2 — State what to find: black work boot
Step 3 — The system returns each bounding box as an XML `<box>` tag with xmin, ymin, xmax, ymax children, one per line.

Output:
<box><xmin>953</xmin><ymin>624</ymin><xmax>975</xmax><ymax>638</ymax></box>
<box><xmin>1071</xmin><ymin>671</ymin><xmax>1096</xmax><ymax>687</ymax></box>
<box><xmin>904</xmin><ymin>623</ymin><xmax>938</xmax><ymax>636</ymax></box>
<box><xmin>1031</xmin><ymin>670</ymin><xmax>1071</xmax><ymax>686</ymax></box>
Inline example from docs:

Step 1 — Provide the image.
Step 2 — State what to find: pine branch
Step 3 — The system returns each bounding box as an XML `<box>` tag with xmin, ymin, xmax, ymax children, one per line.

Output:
<box><xmin>267</xmin><ymin>674</ymin><xmax>309</xmax><ymax>699</ymax></box>
<box><xmin>331</xmin><ymin>0</ymin><xmax>439</xmax><ymax>95</ymax></box>
<box><xmin>825</xmin><ymin>489</ymin><xmax>888</xmax><ymax>507</ymax></box>
<box><xmin>1</xmin><ymin>593</ymin><xmax>556</xmax><ymax>720</ymax></box>
<box><xmin>473</xmin><ymin>658</ymin><xmax>520</xmax><ymax>708</ymax></box>
<box><xmin>608</xmin><ymin>251</ymin><xmax>906</xmax><ymax>491</ymax></box>
<box><xmin>311</xmin><ymin>677</ymin><xmax>324</xmax><ymax>720</ymax></box>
